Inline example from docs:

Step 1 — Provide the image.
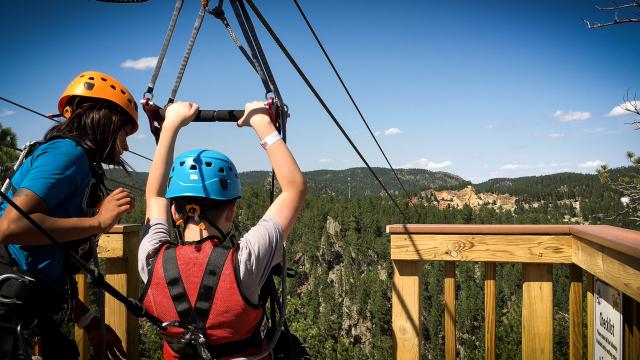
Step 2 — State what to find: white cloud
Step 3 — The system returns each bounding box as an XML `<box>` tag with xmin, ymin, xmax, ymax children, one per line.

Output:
<box><xmin>319</xmin><ymin>158</ymin><xmax>334</xmax><ymax>163</ymax></box>
<box><xmin>131</xmin><ymin>133</ymin><xmax>146</xmax><ymax>140</ymax></box>
<box><xmin>552</xmin><ymin>110</ymin><xmax>591</xmax><ymax>122</ymax></box>
<box><xmin>605</xmin><ymin>100</ymin><xmax>639</xmax><ymax>117</ymax></box>
<box><xmin>374</xmin><ymin>131</ymin><xmax>381</xmax><ymax>137</ymax></box>
<box><xmin>402</xmin><ymin>158</ymin><xmax>452</xmax><ymax>170</ymax></box>
<box><xmin>578</xmin><ymin>160</ymin><xmax>604</xmax><ymax>169</ymax></box>
<box><xmin>548</xmin><ymin>133</ymin><xmax>564</xmax><ymax>138</ymax></box>
<box><xmin>584</xmin><ymin>127</ymin><xmax>605</xmax><ymax>134</ymax></box>
<box><xmin>121</xmin><ymin>56</ymin><xmax>158</xmax><ymax>70</ymax></box>
<box><xmin>0</xmin><ymin>109</ymin><xmax>15</xmax><ymax>117</ymax></box>
<box><xmin>483</xmin><ymin>124</ymin><xmax>495</xmax><ymax>129</ymax></box>
<box><xmin>500</xmin><ymin>164</ymin><xmax>526</xmax><ymax>170</ymax></box>
<box><xmin>384</xmin><ymin>128</ymin><xmax>402</xmax><ymax>136</ymax></box>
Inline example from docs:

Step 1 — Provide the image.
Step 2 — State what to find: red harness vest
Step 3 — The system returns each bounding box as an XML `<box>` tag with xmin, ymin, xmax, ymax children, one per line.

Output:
<box><xmin>140</xmin><ymin>240</ymin><xmax>267</xmax><ymax>359</ymax></box>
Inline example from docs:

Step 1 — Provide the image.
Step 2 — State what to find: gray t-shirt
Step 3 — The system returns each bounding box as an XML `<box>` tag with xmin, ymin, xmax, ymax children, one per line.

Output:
<box><xmin>138</xmin><ymin>216</ymin><xmax>284</xmax><ymax>304</ymax></box>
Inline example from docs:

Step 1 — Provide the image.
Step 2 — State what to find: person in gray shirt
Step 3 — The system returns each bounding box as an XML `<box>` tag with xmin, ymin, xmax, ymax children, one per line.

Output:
<box><xmin>138</xmin><ymin>100</ymin><xmax>307</xmax><ymax>359</ymax></box>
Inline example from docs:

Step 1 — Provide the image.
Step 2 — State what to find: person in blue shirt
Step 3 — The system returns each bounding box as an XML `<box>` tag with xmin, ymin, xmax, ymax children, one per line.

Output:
<box><xmin>0</xmin><ymin>71</ymin><xmax>138</xmax><ymax>360</ymax></box>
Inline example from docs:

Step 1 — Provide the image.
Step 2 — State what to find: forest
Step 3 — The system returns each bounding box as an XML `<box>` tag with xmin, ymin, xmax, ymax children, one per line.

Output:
<box><xmin>107</xmin><ymin>167</ymin><xmax>638</xmax><ymax>359</ymax></box>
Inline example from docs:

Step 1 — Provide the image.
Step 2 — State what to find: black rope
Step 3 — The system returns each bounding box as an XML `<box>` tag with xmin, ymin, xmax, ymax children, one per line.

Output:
<box><xmin>292</xmin><ymin>0</ymin><xmax>413</xmax><ymax>202</ymax></box>
<box><xmin>168</xmin><ymin>3</ymin><xmax>208</xmax><ymax>103</ymax></box>
<box><xmin>243</xmin><ymin>0</ymin><xmax>408</xmax><ymax>220</ymax></box>
<box><xmin>0</xmin><ymin>96</ymin><xmax>153</xmax><ymax>163</ymax></box>
<box><xmin>0</xmin><ymin>189</ymin><xmax>166</xmax><ymax>330</ymax></box>
<box><xmin>145</xmin><ymin>0</ymin><xmax>184</xmax><ymax>97</ymax></box>
<box><xmin>0</xmin><ymin>96</ymin><xmax>60</xmax><ymax>124</ymax></box>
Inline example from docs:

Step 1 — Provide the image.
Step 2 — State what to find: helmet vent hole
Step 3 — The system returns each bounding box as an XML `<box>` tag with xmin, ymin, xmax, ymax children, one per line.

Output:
<box><xmin>190</xmin><ymin>164</ymin><xmax>197</xmax><ymax>170</ymax></box>
<box><xmin>101</xmin><ymin>77</ymin><xmax>107</xmax><ymax>82</ymax></box>
<box><xmin>120</xmin><ymin>89</ymin><xmax>126</xmax><ymax>95</ymax></box>
<box><xmin>218</xmin><ymin>167</ymin><xmax>225</xmax><ymax>174</ymax></box>
<box><xmin>127</xmin><ymin>99</ymin><xmax>132</xmax><ymax>105</ymax></box>
<box><xmin>80</xmin><ymin>74</ymin><xmax>85</xmax><ymax>78</ymax></box>
<box><xmin>179</xmin><ymin>161</ymin><xmax>185</xmax><ymax>166</ymax></box>
<box><xmin>110</xmin><ymin>85</ymin><xmax>116</xmax><ymax>91</ymax></box>
<box><xmin>205</xmin><ymin>162</ymin><xmax>212</xmax><ymax>167</ymax></box>
<box><xmin>228</xmin><ymin>166</ymin><xmax>232</xmax><ymax>172</ymax></box>
<box><xmin>88</xmin><ymin>76</ymin><xmax>94</xmax><ymax>80</ymax></box>
<box><xmin>84</xmin><ymin>82</ymin><xmax>95</xmax><ymax>91</ymax></box>
<box><xmin>219</xmin><ymin>178</ymin><xmax>228</xmax><ymax>190</ymax></box>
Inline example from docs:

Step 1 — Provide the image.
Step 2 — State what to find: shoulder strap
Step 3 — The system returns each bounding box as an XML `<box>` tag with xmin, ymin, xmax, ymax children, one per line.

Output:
<box><xmin>162</xmin><ymin>244</ymin><xmax>230</xmax><ymax>327</ymax></box>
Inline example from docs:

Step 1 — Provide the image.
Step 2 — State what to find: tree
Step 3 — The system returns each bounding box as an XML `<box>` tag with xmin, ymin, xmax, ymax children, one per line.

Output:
<box><xmin>585</xmin><ymin>3</ymin><xmax>640</xmax><ymax>224</ymax></box>
<box><xmin>0</xmin><ymin>123</ymin><xmax>19</xmax><ymax>181</ymax></box>
<box><xmin>583</xmin><ymin>1</ymin><xmax>640</xmax><ymax>29</ymax></box>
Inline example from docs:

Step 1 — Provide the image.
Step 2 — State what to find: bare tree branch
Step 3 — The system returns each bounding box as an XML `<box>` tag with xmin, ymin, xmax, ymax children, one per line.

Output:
<box><xmin>584</xmin><ymin>1</ymin><xmax>640</xmax><ymax>28</ymax></box>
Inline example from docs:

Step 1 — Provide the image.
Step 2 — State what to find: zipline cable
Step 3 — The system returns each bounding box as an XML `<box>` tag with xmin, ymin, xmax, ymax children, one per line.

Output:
<box><xmin>292</xmin><ymin>0</ymin><xmax>413</xmax><ymax>202</ymax></box>
<box><xmin>0</xmin><ymin>96</ymin><xmax>154</xmax><ymax>164</ymax></box>
<box><xmin>243</xmin><ymin>0</ymin><xmax>409</xmax><ymax>220</ymax></box>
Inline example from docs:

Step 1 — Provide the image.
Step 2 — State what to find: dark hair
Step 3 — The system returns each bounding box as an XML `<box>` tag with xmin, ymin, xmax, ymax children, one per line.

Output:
<box><xmin>44</xmin><ymin>97</ymin><xmax>134</xmax><ymax>170</ymax></box>
<box><xmin>173</xmin><ymin>197</ymin><xmax>236</xmax><ymax>222</ymax></box>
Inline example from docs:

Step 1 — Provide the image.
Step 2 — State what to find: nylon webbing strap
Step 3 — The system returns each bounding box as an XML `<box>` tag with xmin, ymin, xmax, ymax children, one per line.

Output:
<box><xmin>234</xmin><ymin>0</ymin><xmax>283</xmax><ymax>103</ymax></box>
<box><xmin>190</xmin><ymin>246</ymin><xmax>229</xmax><ymax>328</ymax></box>
<box><xmin>210</xmin><ymin>6</ymin><xmax>271</xmax><ymax>92</ymax></box>
<box><xmin>162</xmin><ymin>244</ymin><xmax>229</xmax><ymax>327</ymax></box>
<box><xmin>163</xmin><ymin>246</ymin><xmax>192</xmax><ymax>321</ymax></box>
<box><xmin>146</xmin><ymin>0</ymin><xmax>184</xmax><ymax>97</ymax></box>
<box><xmin>169</xmin><ymin>3</ymin><xmax>208</xmax><ymax>103</ymax></box>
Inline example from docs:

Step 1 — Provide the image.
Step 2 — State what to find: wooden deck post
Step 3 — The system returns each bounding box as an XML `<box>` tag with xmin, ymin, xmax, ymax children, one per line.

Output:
<box><xmin>586</xmin><ymin>273</ymin><xmax>594</xmax><ymax>360</ymax></box>
<box><xmin>76</xmin><ymin>224</ymin><xmax>141</xmax><ymax>360</ymax></box>
<box><xmin>522</xmin><ymin>263</ymin><xmax>553</xmax><ymax>360</ymax></box>
<box><xmin>392</xmin><ymin>260</ymin><xmax>422</xmax><ymax>360</ymax></box>
<box><xmin>444</xmin><ymin>261</ymin><xmax>456</xmax><ymax>360</ymax></box>
<box><xmin>569</xmin><ymin>265</ymin><xmax>583</xmax><ymax>360</ymax></box>
<box><xmin>484</xmin><ymin>262</ymin><xmax>496</xmax><ymax>360</ymax></box>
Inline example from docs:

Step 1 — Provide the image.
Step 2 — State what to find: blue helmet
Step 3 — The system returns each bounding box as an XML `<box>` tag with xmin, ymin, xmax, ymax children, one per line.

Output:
<box><xmin>166</xmin><ymin>149</ymin><xmax>241</xmax><ymax>201</ymax></box>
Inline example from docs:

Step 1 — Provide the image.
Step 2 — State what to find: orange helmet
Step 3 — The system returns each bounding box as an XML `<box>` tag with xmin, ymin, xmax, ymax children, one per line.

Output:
<box><xmin>58</xmin><ymin>71</ymin><xmax>138</xmax><ymax>133</ymax></box>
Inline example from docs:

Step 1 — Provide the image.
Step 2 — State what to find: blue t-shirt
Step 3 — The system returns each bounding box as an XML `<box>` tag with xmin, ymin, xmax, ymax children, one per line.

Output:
<box><xmin>0</xmin><ymin>139</ymin><xmax>93</xmax><ymax>286</ymax></box>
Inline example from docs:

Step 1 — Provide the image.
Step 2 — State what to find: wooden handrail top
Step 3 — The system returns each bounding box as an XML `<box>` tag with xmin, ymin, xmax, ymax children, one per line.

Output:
<box><xmin>105</xmin><ymin>224</ymin><xmax>143</xmax><ymax>234</ymax></box>
<box><xmin>387</xmin><ymin>224</ymin><xmax>640</xmax><ymax>260</ymax></box>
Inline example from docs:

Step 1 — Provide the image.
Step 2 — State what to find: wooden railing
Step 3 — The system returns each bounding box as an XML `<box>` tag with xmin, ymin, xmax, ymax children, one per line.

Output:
<box><xmin>75</xmin><ymin>224</ymin><xmax>141</xmax><ymax>360</ymax></box>
<box><xmin>387</xmin><ymin>224</ymin><xmax>640</xmax><ymax>360</ymax></box>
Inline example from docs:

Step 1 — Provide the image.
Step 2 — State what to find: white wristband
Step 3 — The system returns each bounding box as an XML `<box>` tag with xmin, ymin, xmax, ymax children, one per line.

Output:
<box><xmin>77</xmin><ymin>309</ymin><xmax>96</xmax><ymax>329</ymax></box>
<box><xmin>260</xmin><ymin>131</ymin><xmax>282</xmax><ymax>149</ymax></box>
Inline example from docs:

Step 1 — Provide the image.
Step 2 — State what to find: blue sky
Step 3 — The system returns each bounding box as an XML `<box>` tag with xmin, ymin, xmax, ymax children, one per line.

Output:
<box><xmin>0</xmin><ymin>0</ymin><xmax>638</xmax><ymax>183</ymax></box>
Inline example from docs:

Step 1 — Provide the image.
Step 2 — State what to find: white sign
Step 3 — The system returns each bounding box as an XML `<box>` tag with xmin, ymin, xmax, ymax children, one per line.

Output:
<box><xmin>594</xmin><ymin>278</ymin><xmax>623</xmax><ymax>360</ymax></box>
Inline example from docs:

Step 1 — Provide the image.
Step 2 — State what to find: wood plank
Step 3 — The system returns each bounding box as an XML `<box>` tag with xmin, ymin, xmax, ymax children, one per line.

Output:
<box><xmin>74</xmin><ymin>273</ymin><xmax>89</xmax><ymax>360</ymax></box>
<box><xmin>586</xmin><ymin>273</ymin><xmax>594</xmax><ymax>360</ymax></box>
<box><xmin>97</xmin><ymin>233</ymin><xmax>124</xmax><ymax>258</ymax></box>
<box><xmin>391</xmin><ymin>234</ymin><xmax>572</xmax><ymax>263</ymax></box>
<box><xmin>569</xmin><ymin>265</ymin><xmax>583</xmax><ymax>360</ymax></box>
<box><xmin>445</xmin><ymin>261</ymin><xmax>456</xmax><ymax>360</ymax></box>
<box><xmin>392</xmin><ymin>260</ymin><xmax>421</xmax><ymax>360</ymax></box>
<box><xmin>572</xmin><ymin>236</ymin><xmax>640</xmax><ymax>302</ymax></box>
<box><xmin>104</xmin><ymin>257</ymin><xmax>128</xmax><ymax>356</ymax></box>
<box><xmin>522</xmin><ymin>263</ymin><xmax>553</xmax><ymax>360</ymax></box>
<box><xmin>484</xmin><ymin>262</ymin><xmax>496</xmax><ymax>360</ymax></box>
<box><xmin>387</xmin><ymin>224</ymin><xmax>571</xmax><ymax>234</ymax></box>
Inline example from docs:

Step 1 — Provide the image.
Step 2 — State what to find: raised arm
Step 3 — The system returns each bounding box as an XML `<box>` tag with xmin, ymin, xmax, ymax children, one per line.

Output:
<box><xmin>237</xmin><ymin>101</ymin><xmax>307</xmax><ymax>239</ymax></box>
<box><xmin>145</xmin><ymin>102</ymin><xmax>199</xmax><ymax>222</ymax></box>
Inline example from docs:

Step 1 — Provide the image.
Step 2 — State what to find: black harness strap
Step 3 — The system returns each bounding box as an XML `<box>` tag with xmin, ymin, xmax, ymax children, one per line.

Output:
<box><xmin>162</xmin><ymin>243</ymin><xmax>229</xmax><ymax>329</ymax></box>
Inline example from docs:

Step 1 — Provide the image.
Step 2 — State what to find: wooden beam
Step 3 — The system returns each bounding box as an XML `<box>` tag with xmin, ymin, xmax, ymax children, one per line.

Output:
<box><xmin>75</xmin><ymin>273</ymin><xmax>89</xmax><ymax>360</ymax></box>
<box><xmin>569</xmin><ymin>265</ymin><xmax>583</xmax><ymax>360</ymax></box>
<box><xmin>391</xmin><ymin>234</ymin><xmax>572</xmax><ymax>263</ymax></box>
<box><xmin>586</xmin><ymin>273</ymin><xmax>594</xmax><ymax>360</ymax></box>
<box><xmin>392</xmin><ymin>260</ymin><xmax>421</xmax><ymax>360</ymax></box>
<box><xmin>445</xmin><ymin>261</ymin><xmax>456</xmax><ymax>360</ymax></box>
<box><xmin>522</xmin><ymin>263</ymin><xmax>553</xmax><ymax>360</ymax></box>
<box><xmin>484</xmin><ymin>262</ymin><xmax>496</xmax><ymax>360</ymax></box>
<box><xmin>572</xmin><ymin>236</ymin><xmax>640</xmax><ymax>302</ymax></box>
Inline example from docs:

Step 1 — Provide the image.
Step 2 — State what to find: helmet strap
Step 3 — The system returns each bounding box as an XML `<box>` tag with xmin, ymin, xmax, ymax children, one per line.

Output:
<box><xmin>175</xmin><ymin>204</ymin><xmax>231</xmax><ymax>244</ymax></box>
